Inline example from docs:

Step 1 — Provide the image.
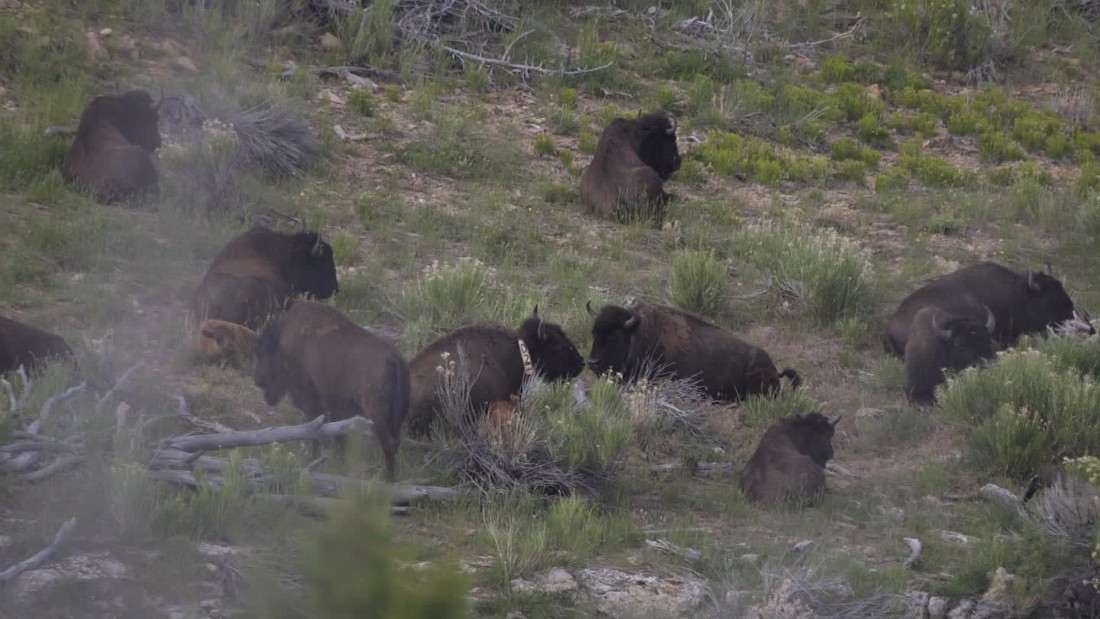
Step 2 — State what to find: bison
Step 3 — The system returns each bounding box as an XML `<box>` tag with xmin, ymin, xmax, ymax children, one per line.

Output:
<box><xmin>740</xmin><ymin>412</ymin><xmax>840</xmax><ymax>507</ymax></box>
<box><xmin>579</xmin><ymin>112</ymin><xmax>682</xmax><ymax>222</ymax></box>
<box><xmin>196</xmin><ymin>319</ymin><xmax>257</xmax><ymax>369</ymax></box>
<box><xmin>253</xmin><ymin>301</ymin><xmax>409</xmax><ymax>479</ymax></box>
<box><xmin>585</xmin><ymin>301</ymin><xmax>800</xmax><ymax>401</ymax></box>
<box><xmin>905</xmin><ymin>304</ymin><xmax>998</xmax><ymax>405</ymax></box>
<box><xmin>885</xmin><ymin>261</ymin><xmax>1087</xmax><ymax>356</ymax></box>
<box><xmin>405</xmin><ymin>308</ymin><xmax>586</xmax><ymax>437</ymax></box>
<box><xmin>193</xmin><ymin>227</ymin><xmax>339</xmax><ymax>329</ymax></box>
<box><xmin>62</xmin><ymin>90</ymin><xmax>161</xmax><ymax>203</ymax></box>
<box><xmin>0</xmin><ymin>316</ymin><xmax>73</xmax><ymax>376</ymax></box>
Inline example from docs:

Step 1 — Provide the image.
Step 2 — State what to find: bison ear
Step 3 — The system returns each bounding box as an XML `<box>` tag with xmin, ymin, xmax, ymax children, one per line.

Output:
<box><xmin>532</xmin><ymin>305</ymin><xmax>540</xmax><ymax>318</ymax></box>
<box><xmin>1027</xmin><ymin>271</ymin><xmax>1041</xmax><ymax>293</ymax></box>
<box><xmin>586</xmin><ymin>301</ymin><xmax>598</xmax><ymax>318</ymax></box>
<box><xmin>623</xmin><ymin>311</ymin><xmax>639</xmax><ymax>330</ymax></box>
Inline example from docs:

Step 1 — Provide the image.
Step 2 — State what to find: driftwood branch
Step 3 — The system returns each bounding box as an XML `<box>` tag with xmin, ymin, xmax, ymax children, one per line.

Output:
<box><xmin>651</xmin><ymin>461</ymin><xmax>735</xmax><ymax>475</ymax></box>
<box><xmin>159</xmin><ymin>415</ymin><xmax>373</xmax><ymax>452</ymax></box>
<box><xmin>441</xmin><ymin>45</ymin><xmax>612</xmax><ymax>76</ymax></box>
<box><xmin>0</xmin><ymin>517</ymin><xmax>77</xmax><ymax>583</ymax></box>
<box><xmin>95</xmin><ymin>362</ymin><xmax>143</xmax><ymax>412</ymax></box>
<box><xmin>902</xmin><ymin>537</ymin><xmax>923</xmax><ymax>567</ymax></box>
<box><xmin>260</xmin><ymin>494</ymin><xmax>408</xmax><ymax>517</ymax></box>
<box><xmin>174</xmin><ymin>395</ymin><xmax>235</xmax><ymax>434</ymax></box>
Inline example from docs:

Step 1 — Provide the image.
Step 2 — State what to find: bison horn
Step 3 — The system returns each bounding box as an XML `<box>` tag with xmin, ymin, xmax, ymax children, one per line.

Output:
<box><xmin>829</xmin><ymin>416</ymin><xmax>842</xmax><ymax>427</ymax></box>
<box><xmin>1085</xmin><ymin>308</ymin><xmax>1095</xmax><ymax>323</ymax></box>
<box><xmin>310</xmin><ymin>233</ymin><xmax>324</xmax><ymax>257</ymax></box>
<box><xmin>623</xmin><ymin>311</ymin><xmax>639</xmax><ymax>329</ymax></box>
<box><xmin>538</xmin><ymin>314</ymin><xmax>547</xmax><ymax>342</ymax></box>
<box><xmin>1028</xmin><ymin>271</ymin><xmax>1040</xmax><ymax>291</ymax></box>
<box><xmin>1045</xmin><ymin>261</ymin><xmax>1053</xmax><ymax>275</ymax></box>
<box><xmin>586</xmin><ymin>301</ymin><xmax>598</xmax><ymax>317</ymax></box>
<box><xmin>667</xmin><ymin>116</ymin><xmax>677</xmax><ymax>135</ymax></box>
<box><xmin>983</xmin><ymin>304</ymin><xmax>996</xmax><ymax>334</ymax></box>
<box><xmin>931</xmin><ymin>311</ymin><xmax>952</xmax><ymax>342</ymax></box>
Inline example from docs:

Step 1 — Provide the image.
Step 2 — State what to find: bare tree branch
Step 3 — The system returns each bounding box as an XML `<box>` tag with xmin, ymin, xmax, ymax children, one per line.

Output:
<box><xmin>442</xmin><ymin>45</ymin><xmax>612</xmax><ymax>76</ymax></box>
<box><xmin>174</xmin><ymin>395</ymin><xmax>235</xmax><ymax>434</ymax></box>
<box><xmin>0</xmin><ymin>517</ymin><xmax>77</xmax><ymax>583</ymax></box>
<box><xmin>158</xmin><ymin>415</ymin><xmax>373</xmax><ymax>453</ymax></box>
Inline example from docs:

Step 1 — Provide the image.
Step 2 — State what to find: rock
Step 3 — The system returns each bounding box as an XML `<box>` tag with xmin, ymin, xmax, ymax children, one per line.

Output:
<box><xmin>574</xmin><ymin>568</ymin><xmax>710</xmax><ymax>618</ymax></box>
<box><xmin>979</xmin><ymin>483</ymin><xmax>1021</xmax><ymax>510</ymax></box>
<box><xmin>160</xmin><ymin>38</ymin><xmax>189</xmax><ymax>58</ymax></box>
<box><xmin>855</xmin><ymin>407</ymin><xmax>885</xmax><ymax>421</ymax></box>
<box><xmin>738</xmin><ymin>554</ymin><xmax>759</xmax><ymax>564</ymax></box>
<box><xmin>939</xmin><ymin>530</ymin><xmax>978</xmax><ymax>546</ymax></box>
<box><xmin>511</xmin><ymin>568</ymin><xmax>577</xmax><ymax>594</ymax></box>
<box><xmin>505</xmin><ymin>612</ymin><xmax>527</xmax><ymax>619</ymax></box>
<box><xmin>85</xmin><ymin>31</ymin><xmax>108</xmax><ymax>60</ymax></box>
<box><xmin>119</xmin><ymin>35</ymin><xmax>141</xmax><ymax>61</ymax></box>
<box><xmin>13</xmin><ymin>551</ymin><xmax>129</xmax><ymax>601</ymax></box>
<box><xmin>747</xmin><ymin>578</ymin><xmax>816</xmax><ymax>619</ymax></box>
<box><xmin>928</xmin><ymin>595</ymin><xmax>948</xmax><ymax>619</ymax></box>
<box><xmin>171</xmin><ymin>56</ymin><xmax>200</xmax><ymax>74</ymax></box>
<box><xmin>319</xmin><ymin>32</ymin><xmax>342</xmax><ymax>51</ymax></box>
<box><xmin>99</xmin><ymin>27</ymin><xmax>112</xmax><ymax>36</ymax></box>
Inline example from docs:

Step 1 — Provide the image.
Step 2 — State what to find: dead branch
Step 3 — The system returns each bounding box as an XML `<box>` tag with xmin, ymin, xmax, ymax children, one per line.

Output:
<box><xmin>902</xmin><ymin>537</ymin><xmax>923</xmax><ymax>567</ymax></box>
<box><xmin>651</xmin><ymin>461</ymin><xmax>735</xmax><ymax>475</ymax></box>
<box><xmin>23</xmin><ymin>455</ymin><xmax>84</xmax><ymax>482</ymax></box>
<box><xmin>158</xmin><ymin>415</ymin><xmax>373</xmax><ymax>453</ymax></box>
<box><xmin>260</xmin><ymin>494</ymin><xmax>408</xmax><ymax>517</ymax></box>
<box><xmin>783</xmin><ymin>17</ymin><xmax>863</xmax><ymax>50</ymax></box>
<box><xmin>0</xmin><ymin>517</ymin><xmax>77</xmax><ymax>584</ymax></box>
<box><xmin>645</xmin><ymin>538</ymin><xmax>703</xmax><ymax>562</ymax></box>
<box><xmin>95</xmin><ymin>362</ymin><xmax>143</xmax><ymax>412</ymax></box>
<box><xmin>441</xmin><ymin>45</ymin><xmax>612</xmax><ymax>76</ymax></box>
<box><xmin>174</xmin><ymin>395</ymin><xmax>235</xmax><ymax>434</ymax></box>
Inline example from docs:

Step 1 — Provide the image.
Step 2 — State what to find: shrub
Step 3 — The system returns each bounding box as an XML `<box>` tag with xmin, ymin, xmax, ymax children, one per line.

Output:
<box><xmin>946</xmin><ymin>110</ymin><xmax>982</xmax><ymax>136</ymax></box>
<box><xmin>883</xmin><ymin>0</ymin><xmax>993</xmax><ymax>71</ymax></box>
<box><xmin>830</xmin><ymin>138</ymin><xmax>880</xmax><ymax>167</ymax></box>
<box><xmin>875</xmin><ymin>167</ymin><xmax>910</xmax><ymax>192</ymax></box>
<box><xmin>856</xmin><ymin>113</ymin><xmax>895</xmax><ymax>149</ymax></box>
<box><xmin>397</xmin><ymin>109</ymin><xmax>523</xmax><ymax>181</ymax></box>
<box><xmin>348</xmin><ymin>89</ymin><xmax>376</xmax><ymax>117</ymax></box>
<box><xmin>735</xmin><ymin>219</ymin><xmax>875</xmax><ymax>325</ymax></box>
<box><xmin>897</xmin><ymin>142</ymin><xmax>975</xmax><ymax>188</ymax></box>
<box><xmin>697</xmin><ymin>132</ymin><xmax>829</xmax><ymax>186</ymax></box>
<box><xmin>832</xmin><ymin>160</ymin><xmax>869</xmax><ymax>184</ymax></box>
<box><xmin>831</xmin><ymin>83</ymin><xmax>885</xmax><ymax>123</ymax></box>
<box><xmin>822</xmin><ymin>56</ymin><xmax>856</xmax><ymax>83</ymax></box>
<box><xmin>534</xmin><ymin>133</ymin><xmax>556</xmax><ymax>157</ymax></box>
<box><xmin>667</xmin><ymin>249</ymin><xmax>728</xmax><ymax>318</ymax></box>
<box><xmin>1078</xmin><ymin>162</ymin><xmax>1100</xmax><ymax>196</ymax></box>
<box><xmin>978</xmin><ymin>131</ymin><xmax>1028</xmax><ymax>163</ymax></box>
<box><xmin>939</xmin><ymin>348</ymin><xmax>1100</xmax><ymax>479</ymax></box>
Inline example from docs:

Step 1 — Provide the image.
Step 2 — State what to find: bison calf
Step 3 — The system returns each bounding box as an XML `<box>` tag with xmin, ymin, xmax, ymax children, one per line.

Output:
<box><xmin>586</xmin><ymin>301</ymin><xmax>799</xmax><ymax>402</ymax></box>
<box><xmin>905</xmin><ymin>305</ymin><xmax>998</xmax><ymax>405</ymax></box>
<box><xmin>62</xmin><ymin>90</ymin><xmax>161</xmax><ymax>203</ymax></box>
<box><xmin>253</xmin><ymin>301</ymin><xmax>409</xmax><ymax>479</ymax></box>
<box><xmin>193</xmin><ymin>227</ymin><xmax>339</xmax><ymax>329</ymax></box>
<box><xmin>0</xmin><ymin>316</ymin><xmax>73</xmax><ymax>376</ymax></box>
<box><xmin>740</xmin><ymin>412</ymin><xmax>840</xmax><ymax>507</ymax></box>
<box><xmin>405</xmin><ymin>308</ymin><xmax>585</xmax><ymax>437</ymax></box>
<box><xmin>579</xmin><ymin>112</ymin><xmax>681</xmax><ymax>222</ymax></box>
<box><xmin>196</xmin><ymin>319</ymin><xmax>257</xmax><ymax>369</ymax></box>
<box><xmin>885</xmin><ymin>261</ymin><xmax>1085</xmax><ymax>356</ymax></box>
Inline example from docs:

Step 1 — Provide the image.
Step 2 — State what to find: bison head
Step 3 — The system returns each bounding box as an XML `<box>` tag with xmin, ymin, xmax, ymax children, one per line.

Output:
<box><xmin>1020</xmin><ymin>269</ymin><xmax>1077</xmax><ymax>334</ymax></box>
<box><xmin>117</xmin><ymin>90</ymin><xmax>162</xmax><ymax>152</ymax></box>
<box><xmin>929</xmin><ymin>306</ymin><xmax>998</xmax><ymax>373</ymax></box>
<box><xmin>516</xmin><ymin>306</ymin><xmax>585</xmax><ymax>381</ymax></box>
<box><xmin>288</xmin><ymin>233</ymin><xmax>340</xmax><ymax>301</ymax></box>
<box><xmin>635</xmin><ymin>112</ymin><xmax>682</xmax><ymax>182</ymax></box>
<box><xmin>585</xmin><ymin>301</ymin><xmax>640</xmax><ymax>377</ymax></box>
<box><xmin>786</xmin><ymin>412</ymin><xmax>839</xmax><ymax>468</ymax></box>
<box><xmin>253</xmin><ymin>321</ymin><xmax>290</xmax><ymax>406</ymax></box>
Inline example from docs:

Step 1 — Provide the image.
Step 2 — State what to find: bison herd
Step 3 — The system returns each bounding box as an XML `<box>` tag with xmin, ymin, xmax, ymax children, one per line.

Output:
<box><xmin>1</xmin><ymin>91</ymin><xmax>1095</xmax><ymax>506</ymax></box>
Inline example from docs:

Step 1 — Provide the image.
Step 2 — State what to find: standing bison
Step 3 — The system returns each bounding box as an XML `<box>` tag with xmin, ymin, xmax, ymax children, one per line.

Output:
<box><xmin>193</xmin><ymin>227</ymin><xmax>339</xmax><ymax>329</ymax></box>
<box><xmin>405</xmin><ymin>308</ymin><xmax>585</xmax><ymax>437</ymax></box>
<box><xmin>62</xmin><ymin>90</ymin><xmax>161</xmax><ymax>203</ymax></box>
<box><xmin>740</xmin><ymin>412</ymin><xmax>840</xmax><ymax>506</ymax></box>
<box><xmin>253</xmin><ymin>301</ymin><xmax>409</xmax><ymax>479</ymax></box>
<box><xmin>905</xmin><ymin>304</ymin><xmax>998</xmax><ymax>405</ymax></box>
<box><xmin>0</xmin><ymin>316</ymin><xmax>73</xmax><ymax>376</ymax></box>
<box><xmin>585</xmin><ymin>302</ymin><xmax>800</xmax><ymax>401</ymax></box>
<box><xmin>579</xmin><ymin>112</ymin><xmax>682</xmax><ymax>222</ymax></box>
<box><xmin>885</xmin><ymin>262</ymin><xmax>1086</xmax><ymax>356</ymax></box>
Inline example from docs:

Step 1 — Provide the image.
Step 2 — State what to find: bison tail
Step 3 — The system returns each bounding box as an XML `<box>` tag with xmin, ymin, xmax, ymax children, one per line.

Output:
<box><xmin>780</xmin><ymin>368</ymin><xmax>802</xmax><ymax>390</ymax></box>
<box><xmin>381</xmin><ymin>355</ymin><xmax>411</xmax><ymax>480</ymax></box>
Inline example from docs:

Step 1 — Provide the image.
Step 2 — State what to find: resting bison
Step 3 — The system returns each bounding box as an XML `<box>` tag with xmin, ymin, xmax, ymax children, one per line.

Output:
<box><xmin>196</xmin><ymin>319</ymin><xmax>257</xmax><ymax>369</ymax></box>
<box><xmin>0</xmin><ymin>316</ymin><xmax>73</xmax><ymax>375</ymax></box>
<box><xmin>740</xmin><ymin>412</ymin><xmax>840</xmax><ymax>506</ymax></box>
<box><xmin>62</xmin><ymin>90</ymin><xmax>161</xmax><ymax>203</ymax></box>
<box><xmin>193</xmin><ymin>228</ymin><xmax>339</xmax><ymax>329</ymax></box>
<box><xmin>885</xmin><ymin>262</ymin><xmax>1086</xmax><ymax>356</ymax></box>
<box><xmin>585</xmin><ymin>302</ymin><xmax>800</xmax><ymax>401</ymax></box>
<box><xmin>905</xmin><ymin>304</ymin><xmax>998</xmax><ymax>405</ymax></box>
<box><xmin>405</xmin><ymin>308</ymin><xmax>585</xmax><ymax>437</ymax></box>
<box><xmin>579</xmin><ymin>112</ymin><xmax>682</xmax><ymax>221</ymax></box>
<box><xmin>253</xmin><ymin>301</ymin><xmax>409</xmax><ymax>479</ymax></box>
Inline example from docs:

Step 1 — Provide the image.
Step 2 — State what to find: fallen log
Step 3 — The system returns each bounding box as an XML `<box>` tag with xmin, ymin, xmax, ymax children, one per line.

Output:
<box><xmin>159</xmin><ymin>415</ymin><xmax>373</xmax><ymax>453</ymax></box>
<box><xmin>0</xmin><ymin>517</ymin><xmax>77</xmax><ymax>583</ymax></box>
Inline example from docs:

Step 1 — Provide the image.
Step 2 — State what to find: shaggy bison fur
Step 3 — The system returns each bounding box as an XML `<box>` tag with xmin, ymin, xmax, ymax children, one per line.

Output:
<box><xmin>905</xmin><ymin>304</ymin><xmax>998</xmax><ymax>405</ymax></box>
<box><xmin>0</xmin><ymin>316</ymin><xmax>73</xmax><ymax>376</ymax></box>
<box><xmin>196</xmin><ymin>319</ymin><xmax>257</xmax><ymax>369</ymax></box>
<box><xmin>405</xmin><ymin>308</ymin><xmax>585</xmax><ymax>437</ymax></box>
<box><xmin>740</xmin><ymin>412</ymin><xmax>840</xmax><ymax>506</ymax></box>
<box><xmin>253</xmin><ymin>301</ymin><xmax>409</xmax><ymax>479</ymax></box>
<box><xmin>579</xmin><ymin>112</ymin><xmax>681</xmax><ymax>221</ymax></box>
<box><xmin>62</xmin><ymin>90</ymin><xmax>161</xmax><ymax>203</ymax></box>
<box><xmin>193</xmin><ymin>227</ymin><xmax>339</xmax><ymax>329</ymax></box>
<box><xmin>585</xmin><ymin>301</ymin><xmax>799</xmax><ymax>401</ymax></box>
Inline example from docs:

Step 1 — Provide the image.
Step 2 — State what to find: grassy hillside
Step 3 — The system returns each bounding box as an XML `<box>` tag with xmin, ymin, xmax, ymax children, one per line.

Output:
<box><xmin>2</xmin><ymin>0</ymin><xmax>1100</xmax><ymax>616</ymax></box>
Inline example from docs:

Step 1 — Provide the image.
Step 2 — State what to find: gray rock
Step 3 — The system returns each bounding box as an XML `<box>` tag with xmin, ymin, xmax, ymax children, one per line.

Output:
<box><xmin>511</xmin><ymin>568</ymin><xmax>577</xmax><ymax>594</ymax></box>
<box><xmin>13</xmin><ymin>551</ymin><xmax>129</xmax><ymax>600</ymax></box>
<box><xmin>574</xmin><ymin>567</ymin><xmax>711</xmax><ymax>618</ymax></box>
<box><xmin>928</xmin><ymin>596</ymin><xmax>948</xmax><ymax>619</ymax></box>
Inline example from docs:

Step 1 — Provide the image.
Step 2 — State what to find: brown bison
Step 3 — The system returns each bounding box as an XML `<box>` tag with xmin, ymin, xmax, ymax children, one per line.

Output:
<box><xmin>62</xmin><ymin>90</ymin><xmax>161</xmax><ymax>203</ymax></box>
<box><xmin>253</xmin><ymin>301</ymin><xmax>409</xmax><ymax>479</ymax></box>
<box><xmin>585</xmin><ymin>301</ymin><xmax>800</xmax><ymax>401</ymax></box>
<box><xmin>193</xmin><ymin>227</ymin><xmax>339</xmax><ymax>329</ymax></box>
<box><xmin>196</xmin><ymin>319</ymin><xmax>257</xmax><ymax>369</ymax></box>
<box><xmin>885</xmin><ymin>262</ymin><xmax>1088</xmax><ymax>356</ymax></box>
<box><xmin>905</xmin><ymin>304</ymin><xmax>998</xmax><ymax>405</ymax></box>
<box><xmin>579</xmin><ymin>112</ymin><xmax>682</xmax><ymax>221</ymax></box>
<box><xmin>405</xmin><ymin>308</ymin><xmax>586</xmax><ymax>437</ymax></box>
<box><xmin>0</xmin><ymin>316</ymin><xmax>73</xmax><ymax>376</ymax></box>
<box><xmin>740</xmin><ymin>412</ymin><xmax>840</xmax><ymax>506</ymax></box>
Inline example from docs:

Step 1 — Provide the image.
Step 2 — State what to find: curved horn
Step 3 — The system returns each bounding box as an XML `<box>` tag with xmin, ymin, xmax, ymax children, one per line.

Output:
<box><xmin>532</xmin><ymin>305</ymin><xmax>539</xmax><ymax>317</ymax></box>
<box><xmin>1028</xmin><ymin>271</ymin><xmax>1040</xmax><ymax>291</ymax></box>
<box><xmin>623</xmin><ymin>310</ymin><xmax>639</xmax><ymax>329</ymax></box>
<box><xmin>829</xmin><ymin>416</ymin><xmax>842</xmax><ymax>427</ymax></box>
<box><xmin>932</xmin><ymin>311</ymin><xmax>952</xmax><ymax>341</ymax></box>
<box><xmin>310</xmin><ymin>233</ymin><xmax>324</xmax><ymax>257</ymax></box>
<box><xmin>537</xmin><ymin>311</ymin><xmax>547</xmax><ymax>341</ymax></box>
<box><xmin>1045</xmin><ymin>261</ymin><xmax>1053</xmax><ymax>275</ymax></box>
<box><xmin>667</xmin><ymin>115</ymin><xmax>677</xmax><ymax>135</ymax></box>
<box><xmin>983</xmin><ymin>304</ymin><xmax>996</xmax><ymax>334</ymax></box>
<box><xmin>586</xmin><ymin>301</ymin><xmax>598</xmax><ymax>317</ymax></box>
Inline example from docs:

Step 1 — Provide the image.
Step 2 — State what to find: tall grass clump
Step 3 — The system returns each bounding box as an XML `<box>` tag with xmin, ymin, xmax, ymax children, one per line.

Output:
<box><xmin>397</xmin><ymin>108</ymin><xmax>524</xmax><ymax>181</ymax></box>
<box><xmin>938</xmin><ymin>348</ymin><xmax>1100</xmax><ymax>479</ymax></box>
<box><xmin>667</xmin><ymin>249</ymin><xmax>728</xmax><ymax>318</ymax></box>
<box><xmin>734</xmin><ymin>220</ymin><xmax>875</xmax><ymax>325</ymax></box>
<box><xmin>302</xmin><ymin>492</ymin><xmax>469</xmax><ymax>618</ymax></box>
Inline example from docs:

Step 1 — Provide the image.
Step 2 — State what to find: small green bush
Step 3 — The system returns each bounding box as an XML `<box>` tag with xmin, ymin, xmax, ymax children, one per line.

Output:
<box><xmin>856</xmin><ymin>113</ymin><xmax>895</xmax><ymax>149</ymax></box>
<box><xmin>883</xmin><ymin>0</ymin><xmax>993</xmax><ymax>71</ymax></box>
<box><xmin>831</xmin><ymin>83</ymin><xmax>885</xmax><ymax>123</ymax></box>
<box><xmin>697</xmin><ymin>132</ymin><xmax>829</xmax><ymax>186</ymax></box>
<box><xmin>668</xmin><ymin>249</ymin><xmax>728</xmax><ymax>318</ymax></box>
<box><xmin>348</xmin><ymin>89</ymin><xmax>376</xmax><ymax>117</ymax></box>
<box><xmin>534</xmin><ymin>133</ymin><xmax>557</xmax><ymax>157</ymax></box>
<box><xmin>831</xmin><ymin>138</ymin><xmax>880</xmax><ymax>167</ymax></box>
<box><xmin>832</xmin><ymin>160</ymin><xmax>869</xmax><ymax>184</ymax></box>
<box><xmin>822</xmin><ymin>56</ymin><xmax>856</xmax><ymax>83</ymax></box>
<box><xmin>888</xmin><ymin>111</ymin><xmax>937</xmax><ymax>136</ymax></box>
<box><xmin>946</xmin><ymin>110</ymin><xmax>982</xmax><ymax>136</ymax></box>
<box><xmin>897</xmin><ymin>142</ymin><xmax>975</xmax><ymax>188</ymax></box>
<box><xmin>875</xmin><ymin>167</ymin><xmax>910</xmax><ymax>192</ymax></box>
<box><xmin>978</xmin><ymin>131</ymin><xmax>1028</xmax><ymax>163</ymax></box>
<box><xmin>939</xmin><ymin>348</ymin><xmax>1100</xmax><ymax>479</ymax></box>
<box><xmin>1079</xmin><ymin>162</ymin><xmax>1100</xmax><ymax>196</ymax></box>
